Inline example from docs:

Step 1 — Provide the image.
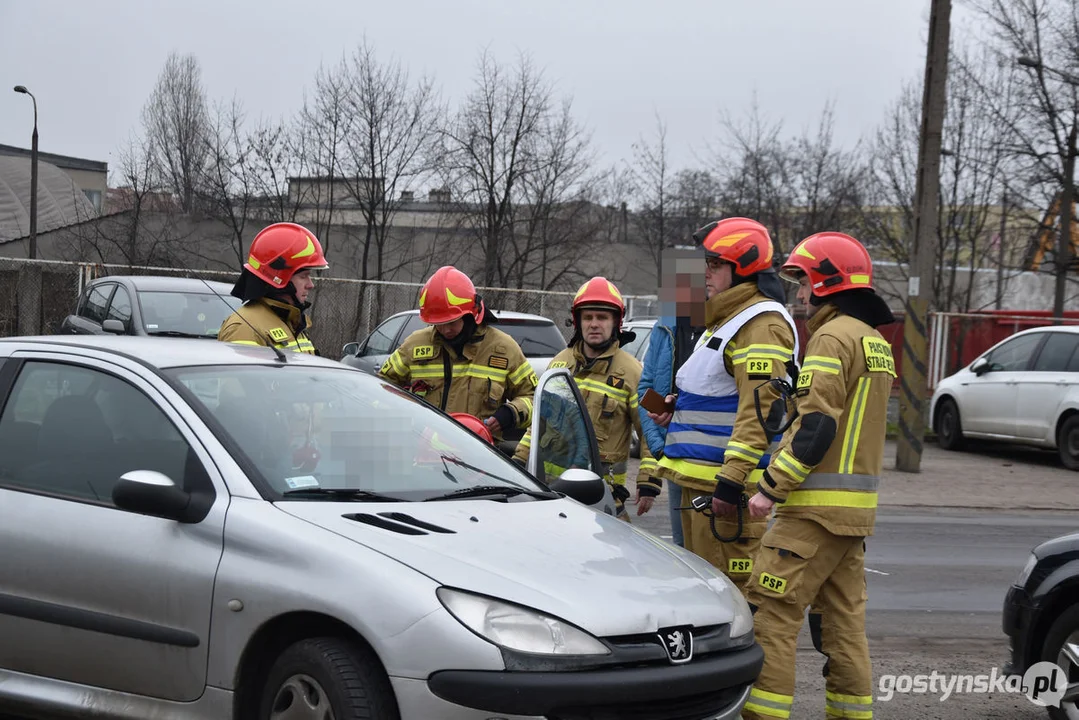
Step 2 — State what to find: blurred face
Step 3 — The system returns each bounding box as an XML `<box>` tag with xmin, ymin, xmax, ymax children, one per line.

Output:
<box><xmin>435</xmin><ymin>317</ymin><xmax>466</xmax><ymax>340</ymax></box>
<box><xmin>797</xmin><ymin>275</ymin><xmax>820</xmax><ymax>318</ymax></box>
<box><xmin>291</xmin><ymin>270</ymin><xmax>314</xmax><ymax>304</ymax></box>
<box><xmin>580</xmin><ymin>309</ymin><xmax>616</xmax><ymax>351</ymax></box>
<box><xmin>704</xmin><ymin>257</ymin><xmax>733</xmax><ymax>299</ymax></box>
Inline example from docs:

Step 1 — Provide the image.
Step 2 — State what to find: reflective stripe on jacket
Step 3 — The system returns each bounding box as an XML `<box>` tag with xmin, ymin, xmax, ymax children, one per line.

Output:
<box><xmin>218</xmin><ymin>298</ymin><xmax>317</xmax><ymax>355</ymax></box>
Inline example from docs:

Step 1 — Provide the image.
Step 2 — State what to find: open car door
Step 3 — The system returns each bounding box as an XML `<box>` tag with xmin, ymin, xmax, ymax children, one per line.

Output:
<box><xmin>526</xmin><ymin>367</ymin><xmax>616</xmax><ymax>517</ymax></box>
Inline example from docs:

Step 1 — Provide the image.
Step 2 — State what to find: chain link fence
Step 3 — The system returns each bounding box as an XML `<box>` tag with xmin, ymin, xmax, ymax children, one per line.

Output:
<box><xmin>0</xmin><ymin>258</ymin><xmax>660</xmax><ymax>360</ymax></box>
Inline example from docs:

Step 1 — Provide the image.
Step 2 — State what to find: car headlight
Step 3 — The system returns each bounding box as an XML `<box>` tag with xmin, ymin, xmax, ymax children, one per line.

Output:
<box><xmin>1016</xmin><ymin>553</ymin><xmax>1038</xmax><ymax>587</ymax></box>
<box><xmin>704</xmin><ymin>574</ymin><xmax>754</xmax><ymax>644</ymax></box>
<box><xmin>437</xmin><ymin>588</ymin><xmax>610</xmax><ymax>656</ymax></box>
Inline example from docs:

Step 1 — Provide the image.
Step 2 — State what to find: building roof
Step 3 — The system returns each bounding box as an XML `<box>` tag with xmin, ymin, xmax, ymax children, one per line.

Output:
<box><xmin>0</xmin><ymin>155</ymin><xmax>98</xmax><ymax>242</ymax></box>
<box><xmin>0</xmin><ymin>144</ymin><xmax>108</xmax><ymax>174</ymax></box>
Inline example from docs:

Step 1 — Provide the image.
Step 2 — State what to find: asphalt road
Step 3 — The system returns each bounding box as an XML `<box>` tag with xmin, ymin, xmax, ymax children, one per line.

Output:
<box><xmin>627</xmin><ymin>500</ymin><xmax>1076</xmax><ymax>719</ymax></box>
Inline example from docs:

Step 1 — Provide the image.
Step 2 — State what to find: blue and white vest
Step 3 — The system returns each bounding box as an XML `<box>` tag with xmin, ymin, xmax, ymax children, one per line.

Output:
<box><xmin>663</xmin><ymin>300</ymin><xmax>799</xmax><ymax>467</ymax></box>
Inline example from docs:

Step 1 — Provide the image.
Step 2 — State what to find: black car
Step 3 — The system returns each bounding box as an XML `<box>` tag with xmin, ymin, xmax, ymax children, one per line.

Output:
<box><xmin>61</xmin><ymin>276</ymin><xmax>242</xmax><ymax>339</ymax></box>
<box><xmin>1003</xmin><ymin>530</ymin><xmax>1079</xmax><ymax>718</ymax></box>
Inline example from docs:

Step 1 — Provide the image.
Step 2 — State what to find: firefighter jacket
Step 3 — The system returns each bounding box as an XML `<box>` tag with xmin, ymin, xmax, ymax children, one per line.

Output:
<box><xmin>655</xmin><ymin>284</ymin><xmax>798</xmax><ymax>498</ymax></box>
<box><xmin>513</xmin><ymin>340</ymin><xmax>659</xmax><ymax>494</ymax></box>
<box><xmin>218</xmin><ymin>298</ymin><xmax>317</xmax><ymax>355</ymax></box>
<box><xmin>379</xmin><ymin>325</ymin><xmax>536</xmax><ymax>434</ymax></box>
<box><xmin>759</xmin><ymin>303</ymin><xmax>896</xmax><ymax>536</ymax></box>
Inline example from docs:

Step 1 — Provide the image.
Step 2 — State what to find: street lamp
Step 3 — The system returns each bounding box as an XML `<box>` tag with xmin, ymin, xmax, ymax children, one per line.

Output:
<box><xmin>13</xmin><ymin>85</ymin><xmax>38</xmax><ymax>260</ymax></box>
<box><xmin>1016</xmin><ymin>57</ymin><xmax>1078</xmax><ymax>323</ymax></box>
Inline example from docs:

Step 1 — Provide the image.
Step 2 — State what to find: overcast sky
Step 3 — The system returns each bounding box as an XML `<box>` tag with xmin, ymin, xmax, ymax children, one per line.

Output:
<box><xmin>2</xmin><ymin>1</ymin><xmax>983</xmax><ymax>182</ymax></box>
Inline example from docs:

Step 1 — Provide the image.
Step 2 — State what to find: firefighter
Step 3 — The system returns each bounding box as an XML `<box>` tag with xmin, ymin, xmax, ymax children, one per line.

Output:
<box><xmin>514</xmin><ymin>276</ymin><xmax>659</xmax><ymax>521</ymax></box>
<box><xmin>740</xmin><ymin>231</ymin><xmax>896</xmax><ymax>720</ymax></box>
<box><xmin>379</xmin><ymin>266</ymin><xmax>535</xmax><ymax>440</ymax></box>
<box><xmin>650</xmin><ymin>217</ymin><xmax>798</xmax><ymax>592</ymax></box>
<box><xmin>219</xmin><ymin>222</ymin><xmax>326</xmax><ymax>355</ymax></box>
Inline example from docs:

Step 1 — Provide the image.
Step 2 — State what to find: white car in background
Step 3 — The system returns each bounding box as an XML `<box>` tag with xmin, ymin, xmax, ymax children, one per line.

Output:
<box><xmin>929</xmin><ymin>326</ymin><xmax>1079</xmax><ymax>469</ymax></box>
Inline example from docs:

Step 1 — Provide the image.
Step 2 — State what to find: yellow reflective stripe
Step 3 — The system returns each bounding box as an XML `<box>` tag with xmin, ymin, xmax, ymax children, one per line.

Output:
<box><xmin>802</xmin><ymin>355</ymin><xmax>842</xmax><ymax>375</ymax></box>
<box><xmin>731</xmin><ymin>344</ymin><xmax>794</xmax><ymax>363</ymax></box>
<box><xmin>639</xmin><ymin>457</ymin><xmax>658</xmax><ymax>473</ymax></box>
<box><xmin>407</xmin><ymin>364</ymin><xmax>510</xmax><ymax>382</ymax></box>
<box><xmin>628</xmin><ymin>392</ymin><xmax>640</xmax><ymax>410</ymax></box>
<box><xmin>509</xmin><ymin>363</ymin><xmax>533</xmax><ymax>384</ymax></box>
<box><xmin>774</xmin><ymin>449</ymin><xmax>812</xmax><ymax>482</ymax></box>
<box><xmin>517</xmin><ymin>435</ymin><xmax>531</xmax><ymax>449</ymax></box>
<box><xmin>725</xmin><ymin>440</ymin><xmax>765</xmax><ymax>465</ymax></box>
<box><xmin>746</xmin><ymin>688</ymin><xmax>793</xmax><ymax>719</ymax></box>
<box><xmin>228</xmin><ymin>340</ymin><xmax>262</xmax><ymax>346</ymax></box>
<box><xmin>826</xmin><ymin>691</ymin><xmax>873</xmax><ymax>706</ymax></box>
<box><xmin>575</xmin><ymin>377</ymin><xmax>630</xmax><ymax>402</ymax></box>
<box><xmin>784</xmin><ymin>489</ymin><xmax>879</xmax><ymax>508</ymax></box>
<box><xmin>387</xmin><ymin>351</ymin><xmax>407</xmax><ymax>375</ymax></box>
<box><xmin>657</xmin><ymin>456</ymin><xmax>722</xmax><ymax>482</ymax></box>
<box><xmin>840</xmin><ymin>377</ymin><xmax>871</xmax><ymax>474</ymax></box>
<box><xmin>608</xmin><ymin>472</ymin><xmax>627</xmax><ymax>484</ymax></box>
<box><xmin>826</xmin><ymin>701</ymin><xmax>873</xmax><ymax>720</ymax></box>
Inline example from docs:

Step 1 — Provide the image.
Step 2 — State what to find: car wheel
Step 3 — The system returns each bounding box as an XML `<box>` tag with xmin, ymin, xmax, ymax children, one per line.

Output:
<box><xmin>935</xmin><ymin>398</ymin><xmax>964</xmax><ymax>451</ymax></box>
<box><xmin>1058</xmin><ymin>415</ymin><xmax>1079</xmax><ymax>471</ymax></box>
<box><xmin>1041</xmin><ymin>604</ymin><xmax>1079</xmax><ymax>720</ymax></box>
<box><xmin>259</xmin><ymin>637</ymin><xmax>399</xmax><ymax>720</ymax></box>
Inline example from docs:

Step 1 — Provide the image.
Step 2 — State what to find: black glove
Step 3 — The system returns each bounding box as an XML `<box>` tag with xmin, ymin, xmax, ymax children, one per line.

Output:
<box><xmin>492</xmin><ymin>404</ymin><xmax>516</xmax><ymax>432</ymax></box>
<box><xmin>712</xmin><ymin>477</ymin><xmax>743</xmax><ymax>505</ymax></box>
<box><xmin>637</xmin><ymin>483</ymin><xmax>661</xmax><ymax>498</ymax></box>
<box><xmin>610</xmin><ymin>483</ymin><xmax>631</xmax><ymax>504</ymax></box>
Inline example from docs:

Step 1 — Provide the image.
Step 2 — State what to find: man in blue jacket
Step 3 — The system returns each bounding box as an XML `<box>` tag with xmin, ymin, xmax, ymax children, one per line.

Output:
<box><xmin>637</xmin><ymin>247</ymin><xmax>706</xmax><ymax>547</ymax></box>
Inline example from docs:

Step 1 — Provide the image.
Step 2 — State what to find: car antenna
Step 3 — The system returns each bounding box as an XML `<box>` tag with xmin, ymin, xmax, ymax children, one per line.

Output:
<box><xmin>181</xmin><ymin>266</ymin><xmax>289</xmax><ymax>363</ymax></box>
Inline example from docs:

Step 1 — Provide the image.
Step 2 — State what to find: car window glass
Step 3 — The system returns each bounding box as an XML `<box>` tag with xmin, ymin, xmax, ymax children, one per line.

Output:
<box><xmin>1032</xmin><ymin>333</ymin><xmax>1079</xmax><ymax>372</ymax></box>
<box><xmin>496</xmin><ymin>320</ymin><xmax>566</xmax><ymax>357</ymax></box>
<box><xmin>401</xmin><ymin>313</ymin><xmax>428</xmax><ymax>339</ymax></box>
<box><xmin>1068</xmin><ymin>345</ymin><xmax>1079</xmax><ymax>372</ymax></box>
<box><xmin>621</xmin><ymin>327</ymin><xmax>651</xmax><ymax>360</ymax></box>
<box><xmin>364</xmin><ymin>314</ymin><xmax>409</xmax><ymax>355</ymax></box>
<box><xmin>138</xmin><ymin>290</ymin><xmax>241</xmax><ymax>337</ymax></box>
<box><xmin>987</xmin><ymin>333</ymin><xmax>1044</xmax><ymax>372</ymax></box>
<box><xmin>0</xmin><ymin>361</ymin><xmax>196</xmax><ymax>505</ymax></box>
<box><xmin>79</xmin><ymin>285</ymin><xmax>112</xmax><ymax>324</ymax></box>
<box><xmin>534</xmin><ymin>374</ymin><xmax>598</xmax><ymax>481</ymax></box>
<box><xmin>106</xmin><ymin>286</ymin><xmax>133</xmax><ymax>330</ymax></box>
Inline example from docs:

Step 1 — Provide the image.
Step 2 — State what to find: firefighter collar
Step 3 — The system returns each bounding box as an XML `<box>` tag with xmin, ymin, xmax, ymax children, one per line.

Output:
<box><xmin>704</xmin><ymin>283</ymin><xmax>760</xmax><ymax>328</ymax></box>
<box><xmin>806</xmin><ymin>303</ymin><xmax>840</xmax><ymax>334</ymax></box>
<box><xmin>260</xmin><ymin>297</ymin><xmax>309</xmax><ymax>332</ymax></box>
<box><xmin>571</xmin><ymin>338</ymin><xmax>621</xmax><ymax>374</ymax></box>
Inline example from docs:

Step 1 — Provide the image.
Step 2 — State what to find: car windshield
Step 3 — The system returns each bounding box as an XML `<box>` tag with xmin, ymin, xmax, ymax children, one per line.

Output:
<box><xmin>495</xmin><ymin>320</ymin><xmax>567</xmax><ymax>357</ymax></box>
<box><xmin>138</xmin><ymin>290</ymin><xmax>242</xmax><ymax>338</ymax></box>
<box><xmin>167</xmin><ymin>364</ymin><xmax>548</xmax><ymax>501</ymax></box>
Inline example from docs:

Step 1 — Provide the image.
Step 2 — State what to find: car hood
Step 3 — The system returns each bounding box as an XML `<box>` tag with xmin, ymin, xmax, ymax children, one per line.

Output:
<box><xmin>277</xmin><ymin>497</ymin><xmax>737</xmax><ymax>637</ymax></box>
<box><xmin>1035</xmin><ymin>530</ymin><xmax>1079</xmax><ymax>558</ymax></box>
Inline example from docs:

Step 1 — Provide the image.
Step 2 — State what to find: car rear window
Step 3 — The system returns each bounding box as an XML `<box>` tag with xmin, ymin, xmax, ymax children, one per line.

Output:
<box><xmin>494</xmin><ymin>320</ymin><xmax>566</xmax><ymax>357</ymax></box>
<box><xmin>137</xmin><ymin>290</ymin><xmax>242</xmax><ymax>338</ymax></box>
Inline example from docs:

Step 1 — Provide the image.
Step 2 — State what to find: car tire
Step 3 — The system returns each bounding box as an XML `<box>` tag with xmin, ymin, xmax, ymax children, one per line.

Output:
<box><xmin>259</xmin><ymin>636</ymin><xmax>399</xmax><ymax>720</ymax></box>
<box><xmin>1057</xmin><ymin>415</ymin><xmax>1079</xmax><ymax>471</ymax></box>
<box><xmin>1040</xmin><ymin>604</ymin><xmax>1079</xmax><ymax>720</ymax></box>
<box><xmin>935</xmin><ymin>398</ymin><xmax>964</xmax><ymax>451</ymax></box>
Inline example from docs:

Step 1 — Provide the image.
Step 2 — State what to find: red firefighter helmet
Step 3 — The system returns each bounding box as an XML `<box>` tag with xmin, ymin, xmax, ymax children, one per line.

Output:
<box><xmin>244</xmin><ymin>223</ymin><xmax>328</xmax><ymax>289</ymax></box>
<box><xmin>572</xmin><ymin>277</ymin><xmax>625</xmax><ymax>326</ymax></box>
<box><xmin>419</xmin><ymin>266</ymin><xmax>486</xmax><ymax>325</ymax></box>
<box><xmin>450</xmin><ymin>412</ymin><xmax>495</xmax><ymax>444</ymax></box>
<box><xmin>694</xmin><ymin>217</ymin><xmax>774</xmax><ymax>277</ymax></box>
<box><xmin>780</xmin><ymin>232</ymin><xmax>873</xmax><ymax>297</ymax></box>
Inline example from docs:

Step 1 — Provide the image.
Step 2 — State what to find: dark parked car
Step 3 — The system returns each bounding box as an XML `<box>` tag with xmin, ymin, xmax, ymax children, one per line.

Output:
<box><xmin>61</xmin><ymin>276</ymin><xmax>241</xmax><ymax>339</ymax></box>
<box><xmin>341</xmin><ymin>309</ymin><xmax>566</xmax><ymax>376</ymax></box>
<box><xmin>1003</xmin><ymin>530</ymin><xmax>1079</xmax><ymax>719</ymax></box>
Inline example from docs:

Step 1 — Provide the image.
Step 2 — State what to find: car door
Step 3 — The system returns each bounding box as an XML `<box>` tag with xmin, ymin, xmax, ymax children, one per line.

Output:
<box><xmin>63</xmin><ymin>282</ymin><xmax>115</xmax><ymax>335</ymax></box>
<box><xmin>353</xmin><ymin>313</ymin><xmax>412</xmax><ymax>374</ymax></box>
<box><xmin>0</xmin><ymin>353</ymin><xmax>227</xmax><ymax>702</ymax></box>
<box><xmin>959</xmin><ymin>332</ymin><xmax>1046</xmax><ymax>437</ymax></box>
<box><xmin>104</xmin><ymin>283</ymin><xmax>134</xmax><ymax>334</ymax></box>
<box><xmin>1015</xmin><ymin>332</ymin><xmax>1079</xmax><ymax>441</ymax></box>
<box><xmin>526</xmin><ymin>367</ymin><xmax>613</xmax><ymax>516</ymax></box>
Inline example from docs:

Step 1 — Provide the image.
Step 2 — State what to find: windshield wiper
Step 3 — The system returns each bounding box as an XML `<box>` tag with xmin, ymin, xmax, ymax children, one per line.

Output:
<box><xmin>423</xmin><ymin>484</ymin><xmax>557</xmax><ymax>502</ymax></box>
<box><xmin>148</xmin><ymin>330</ymin><xmax>212</xmax><ymax>338</ymax></box>
<box><xmin>439</xmin><ymin>454</ymin><xmax>537</xmax><ymax>489</ymax></box>
<box><xmin>280</xmin><ymin>488</ymin><xmax>407</xmax><ymax>502</ymax></box>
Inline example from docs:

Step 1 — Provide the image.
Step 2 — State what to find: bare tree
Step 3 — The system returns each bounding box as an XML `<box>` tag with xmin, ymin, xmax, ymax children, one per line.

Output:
<box><xmin>669</xmin><ymin>168</ymin><xmax>720</xmax><ymax>242</ymax></box>
<box><xmin>440</xmin><ymin>50</ymin><xmax>552</xmax><ymax>286</ymax></box>
<box><xmin>141</xmin><ymin>52</ymin><xmax>210</xmax><ymax>213</ymax></box>
<box><xmin>628</xmin><ymin>113</ymin><xmax>679</xmax><ymax>279</ymax></box>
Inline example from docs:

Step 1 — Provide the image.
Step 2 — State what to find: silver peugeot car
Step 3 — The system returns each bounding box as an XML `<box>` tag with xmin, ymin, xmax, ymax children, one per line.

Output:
<box><xmin>0</xmin><ymin>335</ymin><xmax>761</xmax><ymax>720</ymax></box>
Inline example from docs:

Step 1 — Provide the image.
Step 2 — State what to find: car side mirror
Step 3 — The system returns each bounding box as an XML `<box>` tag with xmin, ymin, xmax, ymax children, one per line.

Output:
<box><xmin>342</xmin><ymin>341</ymin><xmax>360</xmax><ymax>357</ymax></box>
<box><xmin>548</xmin><ymin>468</ymin><xmax>608</xmax><ymax>506</ymax></box>
<box><xmin>971</xmin><ymin>357</ymin><xmax>990</xmax><ymax>376</ymax></box>
<box><xmin>102</xmin><ymin>319</ymin><xmax>126</xmax><ymax>335</ymax></box>
<box><xmin>112</xmin><ymin>470</ymin><xmax>199</xmax><ymax>523</ymax></box>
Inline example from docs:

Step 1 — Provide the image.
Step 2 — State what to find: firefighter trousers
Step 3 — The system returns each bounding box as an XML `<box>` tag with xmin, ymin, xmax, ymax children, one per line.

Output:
<box><xmin>679</xmin><ymin>489</ymin><xmax>765</xmax><ymax>595</ymax></box>
<box><xmin>742</xmin><ymin>516</ymin><xmax>872</xmax><ymax>720</ymax></box>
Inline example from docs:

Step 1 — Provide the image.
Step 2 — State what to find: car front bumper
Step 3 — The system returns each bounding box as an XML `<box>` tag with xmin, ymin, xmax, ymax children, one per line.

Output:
<box><xmin>1002</xmin><ymin>583</ymin><xmax>1040</xmax><ymax>675</ymax></box>
<box><xmin>424</xmin><ymin>643</ymin><xmax>763</xmax><ymax>720</ymax></box>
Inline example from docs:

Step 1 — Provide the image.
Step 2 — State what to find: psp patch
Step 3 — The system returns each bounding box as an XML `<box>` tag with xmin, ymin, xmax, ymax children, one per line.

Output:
<box><xmin>488</xmin><ymin>355</ymin><xmax>509</xmax><ymax>370</ymax></box>
<box><xmin>550</xmin><ymin>361</ymin><xmax>568</xmax><ymax>369</ymax></box>
<box><xmin>413</xmin><ymin>345</ymin><xmax>435</xmax><ymax>360</ymax></box>
<box><xmin>729</xmin><ymin>558</ymin><xmax>753</xmax><ymax>574</ymax></box>
<box><xmin>862</xmin><ymin>337</ymin><xmax>896</xmax><ymax>377</ymax></box>
<box><xmin>759</xmin><ymin>572</ymin><xmax>788</xmax><ymax>595</ymax></box>
<box><xmin>268</xmin><ymin>327</ymin><xmax>289</xmax><ymax>342</ymax></box>
<box><xmin>797</xmin><ymin>370</ymin><xmax>813</xmax><ymax>392</ymax></box>
<box><xmin>746</xmin><ymin>357</ymin><xmax>772</xmax><ymax>378</ymax></box>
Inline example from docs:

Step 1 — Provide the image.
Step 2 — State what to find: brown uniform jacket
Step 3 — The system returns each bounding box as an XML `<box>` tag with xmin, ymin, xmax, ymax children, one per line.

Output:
<box><xmin>218</xmin><ymin>298</ymin><xmax>317</xmax><ymax>355</ymax></box>
<box><xmin>378</xmin><ymin>325</ymin><xmax>536</xmax><ymax>433</ymax></box>
<box><xmin>760</xmin><ymin>304</ymin><xmax>895</xmax><ymax>536</ymax></box>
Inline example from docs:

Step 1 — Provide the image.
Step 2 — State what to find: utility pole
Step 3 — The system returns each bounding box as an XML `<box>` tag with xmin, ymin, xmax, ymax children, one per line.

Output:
<box><xmin>996</xmin><ymin>190</ymin><xmax>1007</xmax><ymax>311</ymax></box>
<box><xmin>896</xmin><ymin>0</ymin><xmax>952</xmax><ymax>472</ymax></box>
<box><xmin>1054</xmin><ymin>127</ymin><xmax>1076</xmax><ymax>324</ymax></box>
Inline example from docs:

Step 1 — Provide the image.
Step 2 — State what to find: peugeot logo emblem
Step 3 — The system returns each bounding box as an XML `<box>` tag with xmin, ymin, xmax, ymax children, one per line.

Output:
<box><xmin>658</xmin><ymin>626</ymin><xmax>693</xmax><ymax>664</ymax></box>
